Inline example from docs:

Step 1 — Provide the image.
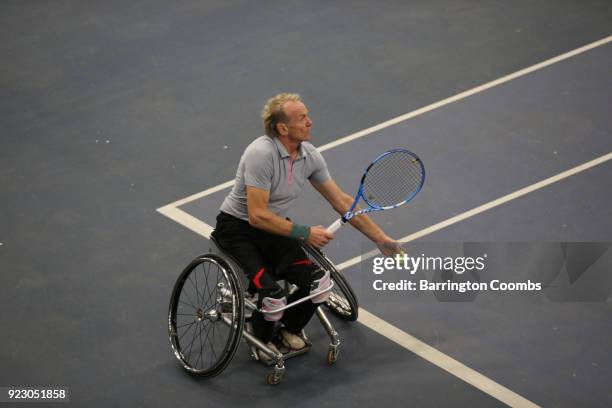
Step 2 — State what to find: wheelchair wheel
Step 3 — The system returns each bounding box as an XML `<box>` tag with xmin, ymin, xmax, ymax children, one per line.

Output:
<box><xmin>326</xmin><ymin>270</ymin><xmax>359</xmax><ymax>321</ymax></box>
<box><xmin>300</xmin><ymin>244</ymin><xmax>359</xmax><ymax>321</ymax></box>
<box><xmin>168</xmin><ymin>253</ymin><xmax>245</xmax><ymax>377</ymax></box>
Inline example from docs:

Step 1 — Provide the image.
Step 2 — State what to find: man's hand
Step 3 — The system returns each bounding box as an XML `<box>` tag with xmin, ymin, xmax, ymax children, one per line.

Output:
<box><xmin>307</xmin><ymin>225</ymin><xmax>334</xmax><ymax>249</ymax></box>
<box><xmin>376</xmin><ymin>235</ymin><xmax>403</xmax><ymax>257</ymax></box>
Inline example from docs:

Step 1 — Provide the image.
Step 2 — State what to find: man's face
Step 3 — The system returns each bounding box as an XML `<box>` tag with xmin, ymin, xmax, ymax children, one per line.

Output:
<box><xmin>280</xmin><ymin>101</ymin><xmax>312</xmax><ymax>142</ymax></box>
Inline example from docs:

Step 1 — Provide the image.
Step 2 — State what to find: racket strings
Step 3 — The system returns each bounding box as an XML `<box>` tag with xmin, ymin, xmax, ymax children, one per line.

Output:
<box><xmin>362</xmin><ymin>151</ymin><xmax>424</xmax><ymax>208</ymax></box>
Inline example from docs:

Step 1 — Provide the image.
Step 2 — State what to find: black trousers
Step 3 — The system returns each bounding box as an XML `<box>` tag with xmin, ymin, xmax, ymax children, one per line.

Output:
<box><xmin>211</xmin><ymin>212</ymin><xmax>320</xmax><ymax>342</ymax></box>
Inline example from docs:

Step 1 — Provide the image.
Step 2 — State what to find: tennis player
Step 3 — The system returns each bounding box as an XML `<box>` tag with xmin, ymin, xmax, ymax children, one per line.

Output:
<box><xmin>211</xmin><ymin>93</ymin><xmax>401</xmax><ymax>361</ymax></box>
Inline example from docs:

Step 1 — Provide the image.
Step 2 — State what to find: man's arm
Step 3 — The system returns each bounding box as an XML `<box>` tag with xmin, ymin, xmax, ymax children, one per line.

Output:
<box><xmin>246</xmin><ymin>186</ymin><xmax>333</xmax><ymax>248</ymax></box>
<box><xmin>310</xmin><ymin>178</ymin><xmax>401</xmax><ymax>255</ymax></box>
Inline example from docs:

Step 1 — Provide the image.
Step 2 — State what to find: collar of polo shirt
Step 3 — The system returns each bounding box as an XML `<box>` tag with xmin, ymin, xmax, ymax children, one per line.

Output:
<box><xmin>272</xmin><ymin>136</ymin><xmax>309</xmax><ymax>161</ymax></box>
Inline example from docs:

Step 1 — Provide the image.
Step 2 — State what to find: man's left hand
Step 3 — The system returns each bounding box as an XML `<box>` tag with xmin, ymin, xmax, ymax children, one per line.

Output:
<box><xmin>376</xmin><ymin>236</ymin><xmax>403</xmax><ymax>257</ymax></box>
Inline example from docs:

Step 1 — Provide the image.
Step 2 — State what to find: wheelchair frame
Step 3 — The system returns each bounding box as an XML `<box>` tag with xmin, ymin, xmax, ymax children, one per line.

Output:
<box><xmin>168</xmin><ymin>237</ymin><xmax>359</xmax><ymax>385</ymax></box>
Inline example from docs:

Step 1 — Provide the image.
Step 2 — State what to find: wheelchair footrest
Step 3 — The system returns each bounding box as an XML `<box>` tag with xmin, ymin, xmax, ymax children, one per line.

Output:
<box><xmin>259</xmin><ymin>342</ymin><xmax>312</xmax><ymax>366</ymax></box>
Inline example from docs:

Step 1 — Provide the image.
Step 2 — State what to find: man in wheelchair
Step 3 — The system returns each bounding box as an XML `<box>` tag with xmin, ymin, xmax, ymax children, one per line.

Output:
<box><xmin>211</xmin><ymin>93</ymin><xmax>401</xmax><ymax>362</ymax></box>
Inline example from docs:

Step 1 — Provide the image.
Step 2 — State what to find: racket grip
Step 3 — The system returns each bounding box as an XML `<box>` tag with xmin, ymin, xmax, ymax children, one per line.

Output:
<box><xmin>327</xmin><ymin>218</ymin><xmax>344</xmax><ymax>234</ymax></box>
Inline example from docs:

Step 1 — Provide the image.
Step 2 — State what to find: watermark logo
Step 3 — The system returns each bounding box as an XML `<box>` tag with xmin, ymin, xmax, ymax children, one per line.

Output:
<box><xmin>361</xmin><ymin>242</ymin><xmax>612</xmax><ymax>303</ymax></box>
<box><xmin>372</xmin><ymin>253</ymin><xmax>487</xmax><ymax>275</ymax></box>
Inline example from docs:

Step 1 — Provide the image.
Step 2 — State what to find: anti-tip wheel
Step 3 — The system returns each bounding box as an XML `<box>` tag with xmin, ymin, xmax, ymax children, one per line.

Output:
<box><xmin>326</xmin><ymin>347</ymin><xmax>338</xmax><ymax>365</ymax></box>
<box><xmin>266</xmin><ymin>371</ymin><xmax>284</xmax><ymax>385</ymax></box>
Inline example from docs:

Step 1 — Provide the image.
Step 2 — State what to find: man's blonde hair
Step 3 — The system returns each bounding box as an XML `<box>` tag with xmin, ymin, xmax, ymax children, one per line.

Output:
<box><xmin>261</xmin><ymin>93</ymin><xmax>302</xmax><ymax>137</ymax></box>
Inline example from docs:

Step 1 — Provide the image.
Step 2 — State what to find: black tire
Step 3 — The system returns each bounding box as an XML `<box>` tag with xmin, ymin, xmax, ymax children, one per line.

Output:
<box><xmin>168</xmin><ymin>254</ymin><xmax>245</xmax><ymax>377</ymax></box>
<box><xmin>300</xmin><ymin>244</ymin><xmax>359</xmax><ymax>321</ymax></box>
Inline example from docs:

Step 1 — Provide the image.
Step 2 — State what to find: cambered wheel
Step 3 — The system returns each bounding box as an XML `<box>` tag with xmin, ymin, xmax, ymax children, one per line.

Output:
<box><xmin>168</xmin><ymin>254</ymin><xmax>245</xmax><ymax>378</ymax></box>
<box><xmin>300</xmin><ymin>244</ymin><xmax>359</xmax><ymax>321</ymax></box>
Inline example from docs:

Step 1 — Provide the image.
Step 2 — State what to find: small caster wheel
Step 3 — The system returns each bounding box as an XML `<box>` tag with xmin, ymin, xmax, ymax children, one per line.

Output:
<box><xmin>327</xmin><ymin>347</ymin><xmax>338</xmax><ymax>365</ymax></box>
<box><xmin>266</xmin><ymin>370</ymin><xmax>283</xmax><ymax>385</ymax></box>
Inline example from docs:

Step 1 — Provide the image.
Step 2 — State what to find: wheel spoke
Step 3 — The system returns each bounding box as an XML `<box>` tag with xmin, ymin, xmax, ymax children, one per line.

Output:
<box><xmin>206</xmin><ymin>261</ymin><xmax>219</xmax><ymax>310</ymax></box>
<box><xmin>201</xmin><ymin>262</ymin><xmax>213</xmax><ymax>310</ymax></box>
<box><xmin>211</xmin><ymin>318</ymin><xmax>216</xmax><ymax>348</ymax></box>
<box><xmin>196</xmin><ymin>320</ymin><xmax>205</xmax><ymax>369</ymax></box>
<box><xmin>180</xmin><ymin>283</ymin><xmax>199</xmax><ymax>312</ymax></box>
<box><xmin>201</xmin><ymin>319</ymin><xmax>217</xmax><ymax>364</ymax></box>
<box><xmin>176</xmin><ymin>320</ymin><xmax>197</xmax><ymax>329</ymax></box>
<box><xmin>186</xmin><ymin>276</ymin><xmax>201</xmax><ymax>309</ymax></box>
<box><xmin>178</xmin><ymin>320</ymin><xmax>197</xmax><ymax>342</ymax></box>
<box><xmin>193</xmin><ymin>265</ymin><xmax>201</xmax><ymax>314</ymax></box>
<box><xmin>198</xmin><ymin>262</ymin><xmax>209</xmax><ymax>308</ymax></box>
<box><xmin>185</xmin><ymin>321</ymin><xmax>200</xmax><ymax>362</ymax></box>
<box><xmin>178</xmin><ymin>299</ymin><xmax>198</xmax><ymax>311</ymax></box>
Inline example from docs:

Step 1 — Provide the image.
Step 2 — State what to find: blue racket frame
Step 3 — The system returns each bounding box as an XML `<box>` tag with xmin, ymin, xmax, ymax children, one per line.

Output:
<box><xmin>343</xmin><ymin>148</ymin><xmax>425</xmax><ymax>222</ymax></box>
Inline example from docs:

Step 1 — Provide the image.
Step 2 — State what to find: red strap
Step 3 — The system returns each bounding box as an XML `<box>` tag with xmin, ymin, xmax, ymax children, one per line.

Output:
<box><xmin>252</xmin><ymin>268</ymin><xmax>265</xmax><ymax>289</ymax></box>
<box><xmin>292</xmin><ymin>259</ymin><xmax>313</xmax><ymax>266</ymax></box>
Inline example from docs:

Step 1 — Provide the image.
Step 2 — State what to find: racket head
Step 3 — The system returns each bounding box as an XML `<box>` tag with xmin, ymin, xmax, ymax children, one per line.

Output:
<box><xmin>359</xmin><ymin>148</ymin><xmax>425</xmax><ymax>210</ymax></box>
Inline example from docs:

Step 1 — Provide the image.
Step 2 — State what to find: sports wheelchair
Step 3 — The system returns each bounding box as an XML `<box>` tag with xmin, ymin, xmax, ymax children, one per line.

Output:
<box><xmin>168</xmin><ymin>235</ymin><xmax>359</xmax><ymax>385</ymax></box>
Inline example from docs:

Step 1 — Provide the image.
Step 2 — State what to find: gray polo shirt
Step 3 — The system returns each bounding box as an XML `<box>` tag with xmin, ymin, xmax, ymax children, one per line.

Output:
<box><xmin>220</xmin><ymin>135</ymin><xmax>331</xmax><ymax>221</ymax></box>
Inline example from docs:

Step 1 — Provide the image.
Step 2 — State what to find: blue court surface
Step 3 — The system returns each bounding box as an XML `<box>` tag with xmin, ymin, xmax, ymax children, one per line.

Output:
<box><xmin>160</xmin><ymin>39</ymin><xmax>612</xmax><ymax>407</ymax></box>
<box><xmin>1</xmin><ymin>2</ymin><xmax>611</xmax><ymax>407</ymax></box>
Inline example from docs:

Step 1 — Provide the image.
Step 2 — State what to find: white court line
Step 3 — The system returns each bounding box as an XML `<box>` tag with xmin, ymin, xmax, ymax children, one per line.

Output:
<box><xmin>157</xmin><ymin>205</ymin><xmax>214</xmax><ymax>238</ymax></box>
<box><xmin>157</xmin><ymin>36</ymin><xmax>611</xmax><ymax>407</ymax></box>
<box><xmin>359</xmin><ymin>309</ymin><xmax>539</xmax><ymax>408</ymax></box>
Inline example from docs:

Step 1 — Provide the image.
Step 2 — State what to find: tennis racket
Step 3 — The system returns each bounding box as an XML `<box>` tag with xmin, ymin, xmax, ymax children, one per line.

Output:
<box><xmin>327</xmin><ymin>148</ymin><xmax>425</xmax><ymax>233</ymax></box>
